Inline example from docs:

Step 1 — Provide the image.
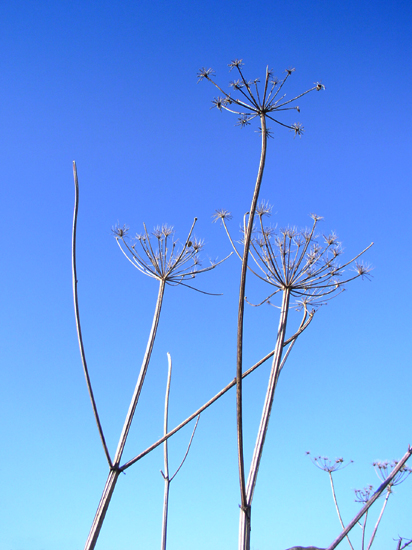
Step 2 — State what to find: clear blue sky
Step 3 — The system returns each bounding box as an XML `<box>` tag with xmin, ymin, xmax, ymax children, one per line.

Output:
<box><xmin>1</xmin><ymin>1</ymin><xmax>411</xmax><ymax>549</ymax></box>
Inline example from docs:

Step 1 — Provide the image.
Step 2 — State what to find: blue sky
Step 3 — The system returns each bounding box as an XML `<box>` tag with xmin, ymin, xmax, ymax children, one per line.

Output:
<box><xmin>1</xmin><ymin>1</ymin><xmax>411</xmax><ymax>549</ymax></box>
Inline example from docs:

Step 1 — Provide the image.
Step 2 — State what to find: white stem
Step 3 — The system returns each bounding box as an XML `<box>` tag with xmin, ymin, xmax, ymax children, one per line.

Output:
<box><xmin>239</xmin><ymin>289</ymin><xmax>291</xmax><ymax>550</ymax></box>
<box><xmin>161</xmin><ymin>353</ymin><xmax>172</xmax><ymax>550</ymax></box>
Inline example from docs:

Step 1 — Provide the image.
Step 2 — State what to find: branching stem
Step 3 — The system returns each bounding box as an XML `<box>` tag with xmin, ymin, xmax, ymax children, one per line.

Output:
<box><xmin>326</xmin><ymin>447</ymin><xmax>412</xmax><ymax>550</ymax></box>
<box><xmin>84</xmin><ymin>279</ymin><xmax>166</xmax><ymax>550</ymax></box>
<box><xmin>72</xmin><ymin>161</ymin><xmax>112</xmax><ymax>468</ymax></box>
<box><xmin>239</xmin><ymin>288</ymin><xmax>291</xmax><ymax>549</ymax></box>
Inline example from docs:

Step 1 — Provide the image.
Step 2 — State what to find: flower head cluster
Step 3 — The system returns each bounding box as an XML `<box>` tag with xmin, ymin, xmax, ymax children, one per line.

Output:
<box><xmin>306</xmin><ymin>452</ymin><xmax>353</xmax><ymax>473</ymax></box>
<box><xmin>198</xmin><ymin>59</ymin><xmax>324</xmax><ymax>136</ymax></box>
<box><xmin>373</xmin><ymin>460</ymin><xmax>412</xmax><ymax>488</ymax></box>
<box><xmin>354</xmin><ymin>485</ymin><xmax>374</xmax><ymax>503</ymax></box>
<box><xmin>112</xmin><ymin>219</ymin><xmax>226</xmax><ymax>288</ymax></box>
<box><xmin>215</xmin><ymin>206</ymin><xmax>373</xmax><ymax>307</ymax></box>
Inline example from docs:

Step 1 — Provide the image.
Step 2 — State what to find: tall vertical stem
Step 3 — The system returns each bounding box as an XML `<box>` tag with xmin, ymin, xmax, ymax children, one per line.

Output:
<box><xmin>161</xmin><ymin>353</ymin><xmax>172</xmax><ymax>550</ymax></box>
<box><xmin>84</xmin><ymin>279</ymin><xmax>166</xmax><ymax>550</ymax></box>
<box><xmin>239</xmin><ymin>289</ymin><xmax>290</xmax><ymax>550</ymax></box>
<box><xmin>236</xmin><ymin>114</ymin><xmax>267</xmax><ymax>512</ymax></box>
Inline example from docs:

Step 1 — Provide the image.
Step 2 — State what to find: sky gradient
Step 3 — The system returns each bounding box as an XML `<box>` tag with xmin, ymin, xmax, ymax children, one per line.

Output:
<box><xmin>1</xmin><ymin>1</ymin><xmax>411</xmax><ymax>549</ymax></box>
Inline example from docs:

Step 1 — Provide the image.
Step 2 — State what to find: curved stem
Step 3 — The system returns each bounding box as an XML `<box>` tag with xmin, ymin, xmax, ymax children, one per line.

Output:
<box><xmin>72</xmin><ymin>161</ymin><xmax>112</xmax><ymax>468</ymax></box>
<box><xmin>236</xmin><ymin>114</ymin><xmax>267</xmax><ymax>512</ymax></box>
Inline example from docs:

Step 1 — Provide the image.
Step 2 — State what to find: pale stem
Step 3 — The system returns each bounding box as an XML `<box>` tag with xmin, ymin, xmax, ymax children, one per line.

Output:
<box><xmin>236</xmin><ymin>114</ymin><xmax>267</xmax><ymax>512</ymax></box>
<box><xmin>84</xmin><ymin>278</ymin><xmax>166</xmax><ymax>550</ymax></box>
<box><xmin>72</xmin><ymin>161</ymin><xmax>112</xmax><ymax>468</ymax></box>
<box><xmin>326</xmin><ymin>447</ymin><xmax>412</xmax><ymax>550</ymax></box>
<box><xmin>328</xmin><ymin>471</ymin><xmax>354</xmax><ymax>550</ymax></box>
<box><xmin>160</xmin><ymin>353</ymin><xmax>199</xmax><ymax>550</ymax></box>
<box><xmin>361</xmin><ymin>512</ymin><xmax>368</xmax><ymax>550</ymax></box>
<box><xmin>366</xmin><ymin>489</ymin><xmax>390</xmax><ymax>550</ymax></box>
<box><xmin>121</xmin><ymin>337</ymin><xmax>297</xmax><ymax>472</ymax></box>
<box><xmin>239</xmin><ymin>288</ymin><xmax>291</xmax><ymax>550</ymax></box>
<box><xmin>113</xmin><ymin>278</ymin><xmax>166</xmax><ymax>465</ymax></box>
<box><xmin>161</xmin><ymin>352</ymin><xmax>172</xmax><ymax>550</ymax></box>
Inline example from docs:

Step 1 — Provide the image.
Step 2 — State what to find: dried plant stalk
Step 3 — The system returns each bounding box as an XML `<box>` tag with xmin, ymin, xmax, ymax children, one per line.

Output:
<box><xmin>72</xmin><ymin>161</ymin><xmax>112</xmax><ymax>468</ymax></box>
<box><xmin>84</xmin><ymin>279</ymin><xmax>166</xmax><ymax>550</ymax></box>
<box><xmin>200</xmin><ymin>62</ymin><xmax>323</xmax><ymax>549</ymax></box>
<box><xmin>160</xmin><ymin>353</ymin><xmax>199</xmax><ymax>550</ymax></box>
<box><xmin>326</xmin><ymin>447</ymin><xmax>412</xmax><ymax>550</ymax></box>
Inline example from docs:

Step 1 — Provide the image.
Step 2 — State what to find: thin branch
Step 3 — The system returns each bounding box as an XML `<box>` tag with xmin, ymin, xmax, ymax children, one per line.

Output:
<box><xmin>84</xmin><ymin>279</ymin><xmax>166</xmax><ymax>550</ymax></box>
<box><xmin>72</xmin><ymin>161</ymin><xmax>112</xmax><ymax>468</ymax></box>
<box><xmin>170</xmin><ymin>415</ymin><xmax>200</xmax><ymax>482</ymax></box>
<box><xmin>283</xmin><ymin>308</ymin><xmax>314</xmax><ymax>346</ymax></box>
<box><xmin>366</xmin><ymin>489</ymin><xmax>390</xmax><ymax>550</ymax></box>
<box><xmin>326</xmin><ymin>447</ymin><xmax>412</xmax><ymax>550</ymax></box>
<box><xmin>328</xmin><ymin>471</ymin><xmax>355</xmax><ymax>550</ymax></box>
<box><xmin>120</xmin><ymin>344</ymin><xmax>292</xmax><ymax>472</ymax></box>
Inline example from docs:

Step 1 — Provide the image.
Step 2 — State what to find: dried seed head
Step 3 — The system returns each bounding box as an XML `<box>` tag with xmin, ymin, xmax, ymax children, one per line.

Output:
<box><xmin>197</xmin><ymin>67</ymin><xmax>215</xmax><ymax>83</ymax></box>
<box><xmin>112</xmin><ymin>224</ymin><xmax>129</xmax><ymax>238</ymax></box>
<box><xmin>199</xmin><ymin>60</ymin><xmax>324</xmax><ymax>137</ymax></box>
<box><xmin>228</xmin><ymin>59</ymin><xmax>244</xmax><ymax>71</ymax></box>
<box><xmin>236</xmin><ymin>115</ymin><xmax>252</xmax><ymax>127</ymax></box>
<box><xmin>354</xmin><ymin>262</ymin><xmax>373</xmax><ymax>280</ymax></box>
<box><xmin>256</xmin><ymin>201</ymin><xmax>272</xmax><ymax>218</ymax></box>
<box><xmin>291</xmin><ymin>122</ymin><xmax>304</xmax><ymax>138</ymax></box>
<box><xmin>307</xmin><ymin>452</ymin><xmax>353</xmax><ymax>473</ymax></box>
<box><xmin>213</xmin><ymin>209</ymin><xmax>233</xmax><ymax>223</ymax></box>
<box><xmin>354</xmin><ymin>485</ymin><xmax>374</xmax><ymax>503</ymax></box>
<box><xmin>211</xmin><ymin>97</ymin><xmax>225</xmax><ymax>111</ymax></box>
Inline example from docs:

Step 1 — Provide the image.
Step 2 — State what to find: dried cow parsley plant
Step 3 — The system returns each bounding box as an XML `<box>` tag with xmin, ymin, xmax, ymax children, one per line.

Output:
<box><xmin>198</xmin><ymin>59</ymin><xmax>324</xmax><ymax>136</ymax></box>
<box><xmin>215</xmin><ymin>206</ymin><xmax>373</xmax><ymax>307</ymax></box>
<box><xmin>112</xmin><ymin>218</ymin><xmax>229</xmax><ymax>290</ymax></box>
<box><xmin>373</xmin><ymin>460</ymin><xmax>412</xmax><ymax>488</ymax></box>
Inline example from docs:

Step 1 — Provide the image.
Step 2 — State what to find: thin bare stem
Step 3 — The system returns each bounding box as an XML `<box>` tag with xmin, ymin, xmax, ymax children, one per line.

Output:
<box><xmin>72</xmin><ymin>161</ymin><xmax>112</xmax><ymax>468</ymax></box>
<box><xmin>366</xmin><ymin>489</ymin><xmax>390</xmax><ymax>550</ymax></box>
<box><xmin>170</xmin><ymin>415</ymin><xmax>200</xmax><ymax>482</ymax></box>
<box><xmin>237</xmin><ymin>114</ymin><xmax>267</xmax><ymax>517</ymax></box>
<box><xmin>160</xmin><ymin>353</ymin><xmax>200</xmax><ymax>550</ymax></box>
<box><xmin>361</xmin><ymin>512</ymin><xmax>368</xmax><ymax>550</ymax></box>
<box><xmin>326</xmin><ymin>447</ymin><xmax>412</xmax><ymax>550</ymax></box>
<box><xmin>239</xmin><ymin>289</ymin><xmax>291</xmax><ymax>550</ymax></box>
<box><xmin>120</xmin><ymin>341</ymin><xmax>298</xmax><ymax>472</ymax></box>
<box><xmin>160</xmin><ymin>352</ymin><xmax>172</xmax><ymax>550</ymax></box>
<box><xmin>114</xmin><ymin>279</ymin><xmax>166</xmax><ymax>465</ymax></box>
<box><xmin>328</xmin><ymin>471</ymin><xmax>355</xmax><ymax>550</ymax></box>
<box><xmin>84</xmin><ymin>279</ymin><xmax>166</xmax><ymax>550</ymax></box>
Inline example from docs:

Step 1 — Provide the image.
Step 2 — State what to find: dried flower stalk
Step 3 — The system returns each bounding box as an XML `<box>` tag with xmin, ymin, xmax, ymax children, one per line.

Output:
<box><xmin>199</xmin><ymin>61</ymin><xmax>324</xmax><ymax>549</ymax></box>
<box><xmin>218</xmin><ymin>206</ymin><xmax>372</xmax><ymax>549</ymax></box>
